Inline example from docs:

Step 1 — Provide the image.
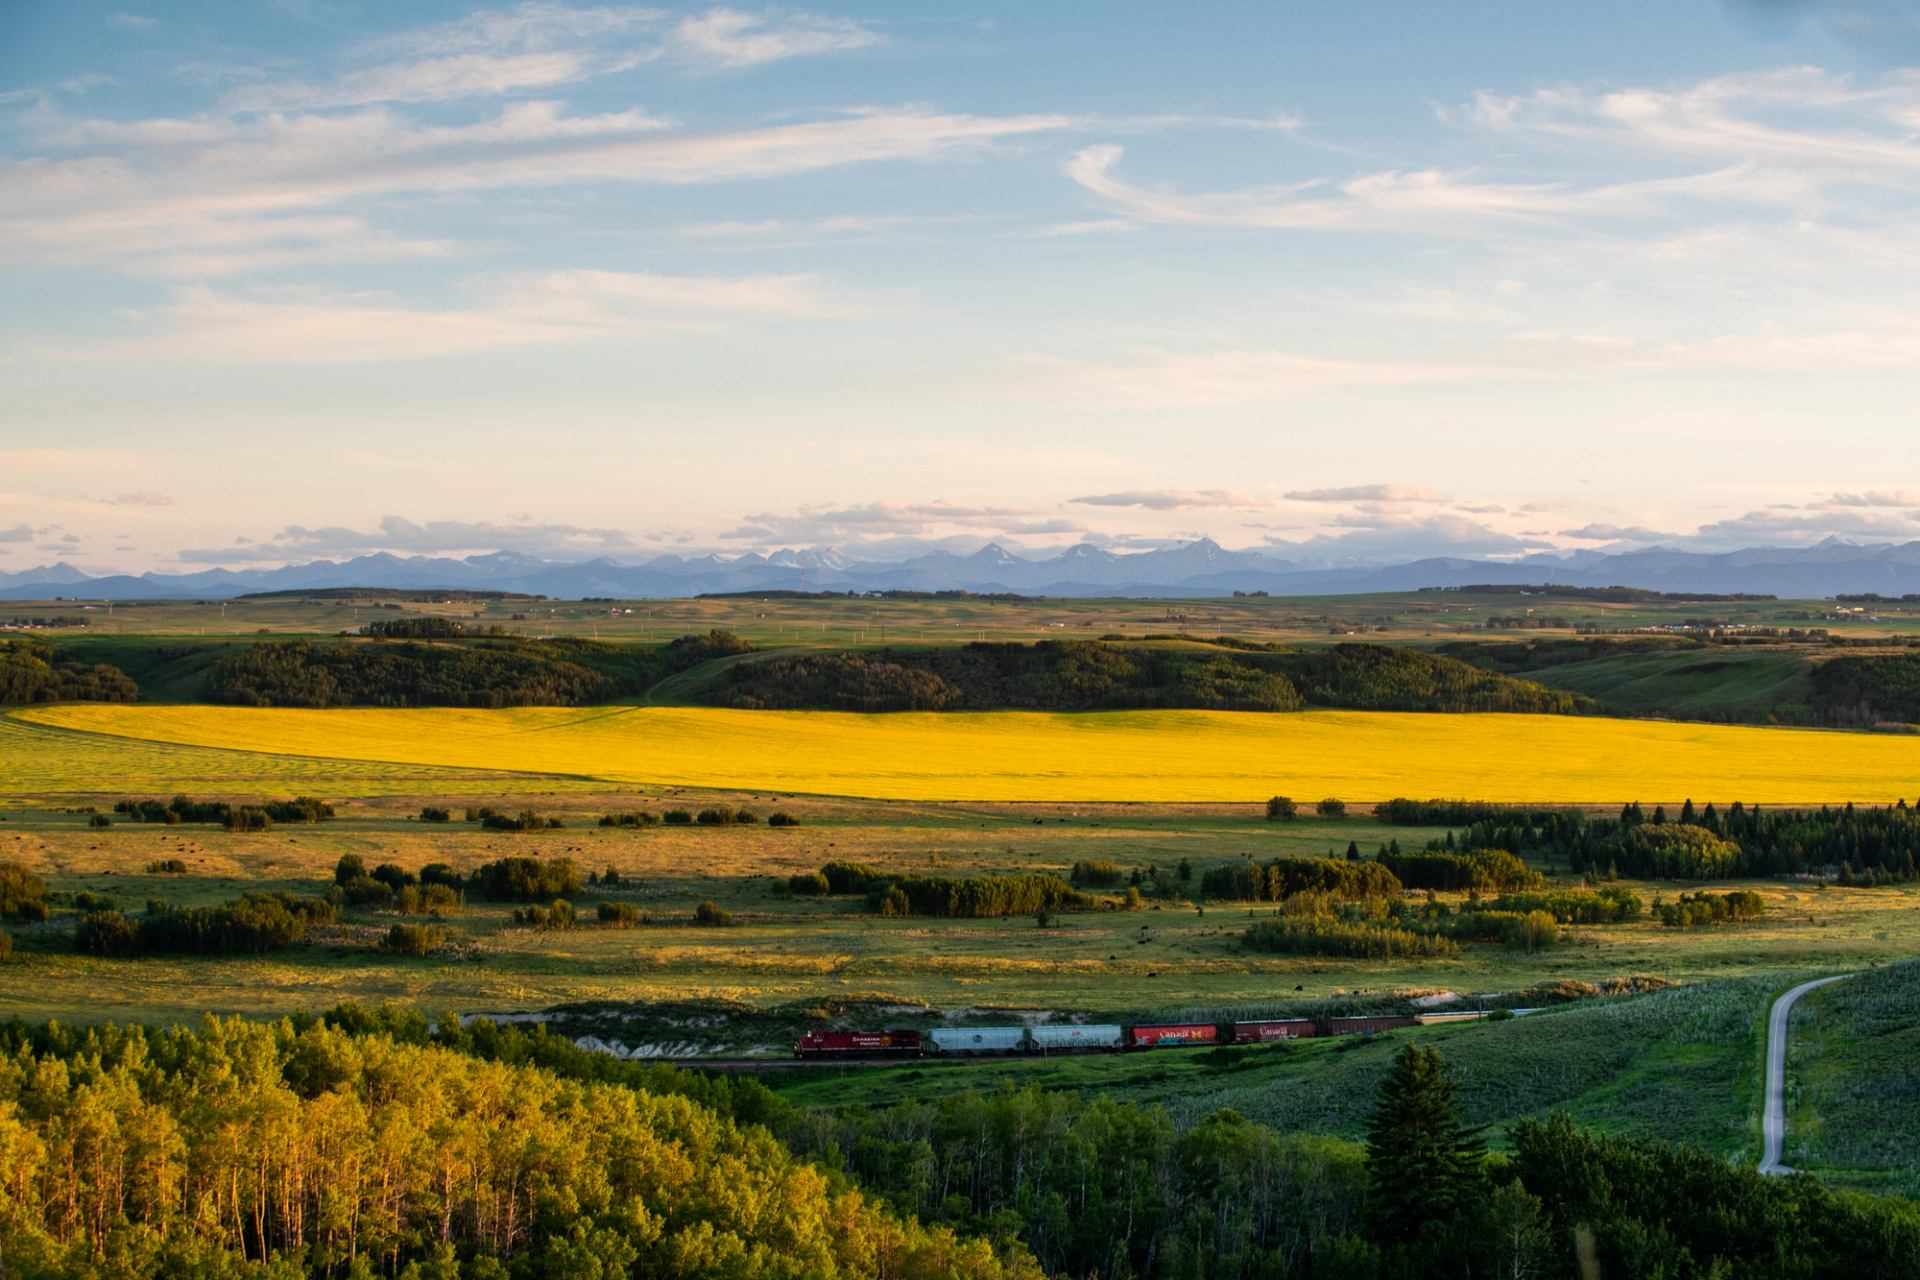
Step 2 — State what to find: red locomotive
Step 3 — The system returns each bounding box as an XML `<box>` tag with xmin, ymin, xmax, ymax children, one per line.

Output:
<box><xmin>793</xmin><ymin>1029</ymin><xmax>922</xmax><ymax>1058</ymax></box>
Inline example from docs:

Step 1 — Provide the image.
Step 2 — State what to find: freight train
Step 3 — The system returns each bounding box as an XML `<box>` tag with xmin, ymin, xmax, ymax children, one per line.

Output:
<box><xmin>793</xmin><ymin>1012</ymin><xmax>1471</xmax><ymax>1059</ymax></box>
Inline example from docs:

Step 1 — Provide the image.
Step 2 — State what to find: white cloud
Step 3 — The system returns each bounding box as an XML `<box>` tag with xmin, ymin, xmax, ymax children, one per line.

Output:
<box><xmin>222</xmin><ymin>6</ymin><xmax>880</xmax><ymax>110</ymax></box>
<box><xmin>2</xmin><ymin>102</ymin><xmax>1069</xmax><ymax>274</ymax></box>
<box><xmin>1070</xmin><ymin>489</ymin><xmax>1270</xmax><ymax>510</ymax></box>
<box><xmin>0</xmin><ymin>524</ymin><xmax>33</xmax><ymax>543</ymax></box>
<box><xmin>1284</xmin><ymin>484</ymin><xmax>1448</xmax><ymax>504</ymax></box>
<box><xmin>723</xmin><ymin>500</ymin><xmax>1054</xmax><ymax>543</ymax></box>
<box><xmin>227</xmin><ymin>52</ymin><xmax>597</xmax><ymax>111</ymax></box>
<box><xmin>1035</xmin><ymin>349</ymin><xmax>1469</xmax><ymax>408</ymax></box>
<box><xmin>1462</xmin><ymin>67</ymin><xmax>1920</xmax><ymax>182</ymax></box>
<box><xmin>103</xmin><ymin>492</ymin><xmax>174</xmax><ymax>507</ymax></box>
<box><xmin>177</xmin><ymin>514</ymin><xmax>642</xmax><ymax>563</ymax></box>
<box><xmin>86</xmin><ymin>269</ymin><xmax>860</xmax><ymax>362</ymax></box>
<box><xmin>1692</xmin><ymin>509</ymin><xmax>1920</xmax><ymax>544</ymax></box>
<box><xmin>1268</xmin><ymin>513</ymin><xmax>1544</xmax><ymax>559</ymax></box>
<box><xmin>669</xmin><ymin>8</ymin><xmax>881</xmax><ymax>69</ymax></box>
<box><xmin>1559</xmin><ymin>522</ymin><xmax>1679</xmax><ymax>542</ymax></box>
<box><xmin>1825</xmin><ymin>489</ymin><xmax>1920</xmax><ymax>507</ymax></box>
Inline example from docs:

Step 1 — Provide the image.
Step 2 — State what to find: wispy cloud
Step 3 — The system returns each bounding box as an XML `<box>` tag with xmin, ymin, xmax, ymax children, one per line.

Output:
<box><xmin>3</xmin><ymin>102</ymin><xmax>1069</xmax><ymax>274</ymax></box>
<box><xmin>223</xmin><ymin>5</ymin><xmax>880</xmax><ymax>111</ymax></box>
<box><xmin>1035</xmin><ymin>349</ymin><xmax>1471</xmax><ymax>408</ymax></box>
<box><xmin>1284</xmin><ymin>484</ymin><xmax>1447</xmax><ymax>504</ymax></box>
<box><xmin>1070</xmin><ymin>489</ymin><xmax>1270</xmax><ymax>511</ymax></box>
<box><xmin>178</xmin><ymin>514</ymin><xmax>642</xmax><ymax>564</ymax></box>
<box><xmin>669</xmin><ymin>7</ymin><xmax>881</xmax><ymax>69</ymax></box>
<box><xmin>1825</xmin><ymin>489</ymin><xmax>1920</xmax><ymax>508</ymax></box>
<box><xmin>723</xmin><ymin>500</ymin><xmax>1058</xmax><ymax>544</ymax></box>
<box><xmin>84</xmin><ymin>269</ymin><xmax>861</xmax><ymax>362</ymax></box>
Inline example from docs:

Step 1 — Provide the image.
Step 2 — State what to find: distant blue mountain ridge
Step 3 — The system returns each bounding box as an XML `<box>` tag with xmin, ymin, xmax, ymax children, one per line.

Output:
<box><xmin>4</xmin><ymin>536</ymin><xmax>1920</xmax><ymax>601</ymax></box>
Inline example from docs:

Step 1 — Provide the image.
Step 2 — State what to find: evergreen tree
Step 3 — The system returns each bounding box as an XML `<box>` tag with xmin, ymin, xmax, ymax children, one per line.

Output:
<box><xmin>1364</xmin><ymin>1044</ymin><xmax>1486</xmax><ymax>1244</ymax></box>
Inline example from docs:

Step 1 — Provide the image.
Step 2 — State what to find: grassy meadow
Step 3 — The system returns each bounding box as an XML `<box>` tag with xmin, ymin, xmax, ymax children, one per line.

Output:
<box><xmin>1</xmin><ymin>788</ymin><xmax>1912</xmax><ymax>1029</ymax></box>
<box><xmin>14</xmin><ymin>702</ymin><xmax>1920</xmax><ymax>803</ymax></box>
<box><xmin>32</xmin><ymin>587</ymin><xmax>1920</xmax><ymax>651</ymax></box>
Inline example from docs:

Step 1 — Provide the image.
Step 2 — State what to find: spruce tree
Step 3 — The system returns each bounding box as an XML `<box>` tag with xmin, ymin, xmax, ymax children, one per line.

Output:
<box><xmin>1364</xmin><ymin>1043</ymin><xmax>1486</xmax><ymax>1244</ymax></box>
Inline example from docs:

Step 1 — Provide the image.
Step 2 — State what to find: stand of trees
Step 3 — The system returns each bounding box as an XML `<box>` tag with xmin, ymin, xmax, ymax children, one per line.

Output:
<box><xmin>208</xmin><ymin>630</ymin><xmax>751</xmax><ymax>708</ymax></box>
<box><xmin>74</xmin><ymin>892</ymin><xmax>336</xmax><ymax>956</ymax></box>
<box><xmin>115</xmin><ymin>795</ymin><xmax>334</xmax><ymax>826</ymax></box>
<box><xmin>870</xmin><ymin>872</ymin><xmax>1095</xmax><ymax>918</ymax></box>
<box><xmin>0</xmin><ymin>1016</ymin><xmax>1036</xmax><ymax>1279</ymax></box>
<box><xmin>791</xmin><ymin>1041</ymin><xmax>1920</xmax><ymax>1279</ymax></box>
<box><xmin>1200</xmin><ymin>856</ymin><xmax>1402</xmax><ymax>902</ymax></box>
<box><xmin>1445</xmin><ymin>800</ymin><xmax>1920</xmax><ymax>882</ymax></box>
<box><xmin>1373</xmin><ymin>847</ymin><xmax>1539</xmax><ymax>892</ymax></box>
<box><xmin>706</xmin><ymin>640</ymin><xmax>1580</xmax><ymax>714</ymax></box>
<box><xmin>0</xmin><ymin>637</ymin><xmax>137</xmax><ymax>704</ymax></box>
<box><xmin>1812</xmin><ymin>653</ymin><xmax>1920</xmax><ymax>725</ymax></box>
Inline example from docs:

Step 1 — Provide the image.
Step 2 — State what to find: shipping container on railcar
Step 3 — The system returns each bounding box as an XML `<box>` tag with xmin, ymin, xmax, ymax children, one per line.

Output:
<box><xmin>1324</xmin><ymin>1015</ymin><xmax>1415</xmax><ymax>1036</ymax></box>
<box><xmin>929</xmin><ymin>1026</ymin><xmax>1027</xmax><ymax>1054</ymax></box>
<box><xmin>1232</xmin><ymin>1018</ymin><xmax>1317</xmax><ymax>1043</ymax></box>
<box><xmin>794</xmin><ymin>1029</ymin><xmax>923</xmax><ymax>1058</ymax></box>
<box><xmin>1126</xmin><ymin>1023</ymin><xmax>1219</xmax><ymax>1048</ymax></box>
<box><xmin>1028</xmin><ymin>1024</ymin><xmax>1125</xmax><ymax>1052</ymax></box>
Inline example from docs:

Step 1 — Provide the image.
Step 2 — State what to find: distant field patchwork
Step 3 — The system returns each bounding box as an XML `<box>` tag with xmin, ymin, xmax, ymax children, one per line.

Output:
<box><xmin>10</xmin><ymin>704</ymin><xmax>1920</xmax><ymax>802</ymax></box>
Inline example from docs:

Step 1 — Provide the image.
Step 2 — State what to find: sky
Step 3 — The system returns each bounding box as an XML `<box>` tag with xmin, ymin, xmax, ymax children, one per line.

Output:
<box><xmin>5</xmin><ymin>0</ymin><xmax>1920</xmax><ymax>573</ymax></box>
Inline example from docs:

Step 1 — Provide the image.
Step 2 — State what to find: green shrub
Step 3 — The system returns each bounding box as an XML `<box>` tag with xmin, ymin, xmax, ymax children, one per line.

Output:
<box><xmin>597</xmin><ymin>901</ymin><xmax>641</xmax><ymax>927</ymax></box>
<box><xmin>1266</xmin><ymin>795</ymin><xmax>1298</xmax><ymax>821</ymax></box>
<box><xmin>693</xmin><ymin>900</ymin><xmax>734</xmax><ymax>927</ymax></box>
<box><xmin>385</xmin><ymin>922</ymin><xmax>444</xmax><ymax>956</ymax></box>
<box><xmin>0</xmin><ymin>862</ymin><xmax>49</xmax><ymax>921</ymax></box>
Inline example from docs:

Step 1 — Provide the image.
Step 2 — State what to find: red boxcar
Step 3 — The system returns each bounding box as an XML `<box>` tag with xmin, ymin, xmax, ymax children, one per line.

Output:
<box><xmin>1325</xmin><ymin>1015</ymin><xmax>1414</xmax><ymax>1036</ymax></box>
<box><xmin>1127</xmin><ymin>1023</ymin><xmax>1219</xmax><ymax>1049</ymax></box>
<box><xmin>1232</xmin><ymin>1019</ymin><xmax>1317</xmax><ymax>1043</ymax></box>
<box><xmin>794</xmin><ymin>1029</ymin><xmax>922</xmax><ymax>1058</ymax></box>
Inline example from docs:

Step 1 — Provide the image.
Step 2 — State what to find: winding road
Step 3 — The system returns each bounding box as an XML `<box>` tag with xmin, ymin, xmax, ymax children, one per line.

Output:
<box><xmin>1758</xmin><ymin>973</ymin><xmax>1854</xmax><ymax>1175</ymax></box>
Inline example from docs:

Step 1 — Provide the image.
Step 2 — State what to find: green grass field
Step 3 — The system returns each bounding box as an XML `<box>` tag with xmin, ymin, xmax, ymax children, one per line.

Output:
<box><xmin>769</xmin><ymin>974</ymin><xmax>1787</xmax><ymax>1160</ymax></box>
<box><xmin>2</xmin><ymin>791</ymin><xmax>1914</xmax><ymax>1029</ymax></box>
<box><xmin>1783</xmin><ymin>959</ymin><xmax>1920</xmax><ymax>1196</ymax></box>
<box><xmin>1517</xmin><ymin>648</ymin><xmax>1821</xmax><ymax>723</ymax></box>
<box><xmin>26</xmin><ymin>587</ymin><xmax>1920</xmax><ymax>658</ymax></box>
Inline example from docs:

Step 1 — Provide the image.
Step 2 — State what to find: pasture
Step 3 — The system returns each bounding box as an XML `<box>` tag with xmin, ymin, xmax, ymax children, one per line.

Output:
<box><xmin>28</xmin><ymin>587</ymin><xmax>1920</xmax><ymax>650</ymax></box>
<box><xmin>1</xmin><ymin>790</ymin><xmax>1914</xmax><ymax>1028</ymax></box>
<box><xmin>13</xmin><ymin>702</ymin><xmax>1920</xmax><ymax>804</ymax></box>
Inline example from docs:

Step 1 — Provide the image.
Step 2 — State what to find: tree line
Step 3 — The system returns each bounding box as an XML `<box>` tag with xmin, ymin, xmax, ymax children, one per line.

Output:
<box><xmin>707</xmin><ymin>640</ymin><xmax>1581</xmax><ymax>714</ymax></box>
<box><xmin>0</xmin><ymin>1015</ymin><xmax>1035</xmax><ymax>1279</ymax></box>
<box><xmin>788</xmin><ymin>1040</ymin><xmax>1920</xmax><ymax>1279</ymax></box>
<box><xmin>207</xmin><ymin>630</ymin><xmax>752</xmax><ymax>708</ymax></box>
<box><xmin>1445</xmin><ymin>799</ymin><xmax>1920</xmax><ymax>882</ymax></box>
<box><xmin>0</xmin><ymin>637</ymin><xmax>137</xmax><ymax>705</ymax></box>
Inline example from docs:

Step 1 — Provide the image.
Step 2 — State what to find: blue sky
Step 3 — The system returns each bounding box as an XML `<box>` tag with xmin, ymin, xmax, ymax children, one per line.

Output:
<box><xmin>5</xmin><ymin>1</ymin><xmax>1920</xmax><ymax>571</ymax></box>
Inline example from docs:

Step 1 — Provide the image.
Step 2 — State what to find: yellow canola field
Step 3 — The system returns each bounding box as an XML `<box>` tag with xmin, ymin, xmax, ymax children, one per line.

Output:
<box><xmin>12</xmin><ymin>703</ymin><xmax>1920</xmax><ymax>803</ymax></box>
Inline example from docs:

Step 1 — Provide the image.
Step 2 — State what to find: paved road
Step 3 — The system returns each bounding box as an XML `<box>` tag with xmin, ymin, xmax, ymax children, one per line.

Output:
<box><xmin>1759</xmin><ymin>973</ymin><xmax>1854</xmax><ymax>1175</ymax></box>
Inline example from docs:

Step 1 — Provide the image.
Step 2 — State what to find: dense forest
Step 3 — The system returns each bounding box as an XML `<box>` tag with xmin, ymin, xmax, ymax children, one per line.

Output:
<box><xmin>0</xmin><ymin>1016</ymin><xmax>1035</xmax><ymax>1279</ymax></box>
<box><xmin>704</xmin><ymin>641</ymin><xmax>1582</xmax><ymax>714</ymax></box>
<box><xmin>0</xmin><ymin>637</ymin><xmax>137</xmax><ymax>704</ymax></box>
<box><xmin>1811</xmin><ymin>653</ymin><xmax>1920</xmax><ymax>725</ymax></box>
<box><xmin>1441</xmin><ymin>799</ymin><xmax>1920</xmax><ymax>882</ymax></box>
<box><xmin>4</xmin><ymin>1013</ymin><xmax>1913</xmax><ymax>1278</ymax></box>
<box><xmin>788</xmin><ymin>1042</ymin><xmax>1920</xmax><ymax>1279</ymax></box>
<box><xmin>207</xmin><ymin>630</ymin><xmax>751</xmax><ymax>708</ymax></box>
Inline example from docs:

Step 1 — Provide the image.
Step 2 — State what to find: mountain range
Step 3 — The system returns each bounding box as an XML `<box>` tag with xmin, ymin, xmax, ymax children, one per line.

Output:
<box><xmin>4</xmin><ymin>537</ymin><xmax>1920</xmax><ymax>601</ymax></box>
